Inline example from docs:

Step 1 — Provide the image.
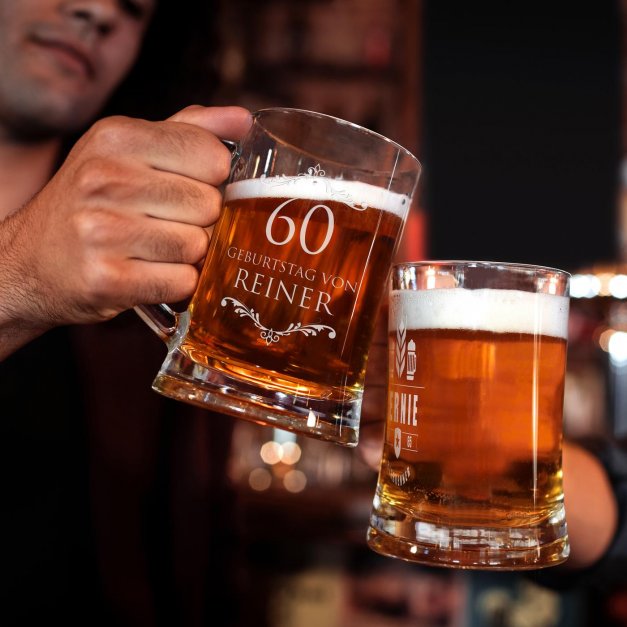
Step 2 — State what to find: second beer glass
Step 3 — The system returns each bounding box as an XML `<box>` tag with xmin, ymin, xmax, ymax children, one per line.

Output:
<box><xmin>138</xmin><ymin>108</ymin><xmax>421</xmax><ymax>446</ymax></box>
<box><xmin>367</xmin><ymin>261</ymin><xmax>571</xmax><ymax>569</ymax></box>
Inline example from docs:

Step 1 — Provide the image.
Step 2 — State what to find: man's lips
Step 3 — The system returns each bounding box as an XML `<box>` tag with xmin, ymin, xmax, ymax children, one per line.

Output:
<box><xmin>29</xmin><ymin>34</ymin><xmax>95</xmax><ymax>79</ymax></box>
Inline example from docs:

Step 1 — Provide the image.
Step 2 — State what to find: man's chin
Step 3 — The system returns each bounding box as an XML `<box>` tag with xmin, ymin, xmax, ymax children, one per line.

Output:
<box><xmin>0</xmin><ymin>60</ymin><xmax>107</xmax><ymax>140</ymax></box>
<box><xmin>3</xmin><ymin>102</ymin><xmax>97</xmax><ymax>142</ymax></box>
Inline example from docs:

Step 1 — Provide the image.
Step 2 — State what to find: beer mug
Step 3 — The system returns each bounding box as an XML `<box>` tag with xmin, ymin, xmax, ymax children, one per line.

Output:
<box><xmin>367</xmin><ymin>261</ymin><xmax>571</xmax><ymax>569</ymax></box>
<box><xmin>137</xmin><ymin>108</ymin><xmax>421</xmax><ymax>446</ymax></box>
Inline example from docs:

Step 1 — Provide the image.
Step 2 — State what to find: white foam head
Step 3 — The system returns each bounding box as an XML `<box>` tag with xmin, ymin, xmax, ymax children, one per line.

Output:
<box><xmin>389</xmin><ymin>288</ymin><xmax>569</xmax><ymax>339</ymax></box>
<box><xmin>225</xmin><ymin>176</ymin><xmax>410</xmax><ymax>219</ymax></box>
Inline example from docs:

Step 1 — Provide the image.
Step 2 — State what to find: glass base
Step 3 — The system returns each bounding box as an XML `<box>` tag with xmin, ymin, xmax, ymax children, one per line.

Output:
<box><xmin>367</xmin><ymin>492</ymin><xmax>570</xmax><ymax>570</ymax></box>
<box><xmin>152</xmin><ymin>347</ymin><xmax>361</xmax><ymax>447</ymax></box>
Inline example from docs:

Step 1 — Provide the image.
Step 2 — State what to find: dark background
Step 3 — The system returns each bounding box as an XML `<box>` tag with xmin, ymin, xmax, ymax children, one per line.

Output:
<box><xmin>423</xmin><ymin>1</ymin><xmax>622</xmax><ymax>271</ymax></box>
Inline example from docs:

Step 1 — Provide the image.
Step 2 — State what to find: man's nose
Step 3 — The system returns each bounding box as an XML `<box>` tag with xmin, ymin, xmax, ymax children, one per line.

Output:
<box><xmin>60</xmin><ymin>0</ymin><xmax>122</xmax><ymax>37</ymax></box>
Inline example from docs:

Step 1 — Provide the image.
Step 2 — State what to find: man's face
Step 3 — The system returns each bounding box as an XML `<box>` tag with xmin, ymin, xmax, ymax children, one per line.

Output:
<box><xmin>0</xmin><ymin>0</ymin><xmax>155</xmax><ymax>139</ymax></box>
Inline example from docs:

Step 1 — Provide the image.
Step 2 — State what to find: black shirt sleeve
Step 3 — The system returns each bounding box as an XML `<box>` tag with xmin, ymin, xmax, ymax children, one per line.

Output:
<box><xmin>531</xmin><ymin>442</ymin><xmax>627</xmax><ymax>592</ymax></box>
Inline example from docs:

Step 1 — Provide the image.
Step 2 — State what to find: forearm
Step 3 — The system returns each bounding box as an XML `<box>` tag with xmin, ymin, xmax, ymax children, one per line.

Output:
<box><xmin>0</xmin><ymin>107</ymin><xmax>253</xmax><ymax>362</ymax></box>
<box><xmin>0</xmin><ymin>319</ymin><xmax>47</xmax><ymax>361</ymax></box>
<box><xmin>562</xmin><ymin>440</ymin><xmax>619</xmax><ymax>569</ymax></box>
<box><xmin>0</xmin><ymin>211</ymin><xmax>50</xmax><ymax>360</ymax></box>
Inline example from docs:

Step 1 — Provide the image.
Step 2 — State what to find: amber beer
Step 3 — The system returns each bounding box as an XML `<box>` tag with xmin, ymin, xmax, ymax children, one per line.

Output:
<box><xmin>368</xmin><ymin>267</ymin><xmax>571</xmax><ymax>569</ymax></box>
<box><xmin>183</xmin><ymin>175</ymin><xmax>407</xmax><ymax>423</ymax></box>
<box><xmin>140</xmin><ymin>108</ymin><xmax>421</xmax><ymax>447</ymax></box>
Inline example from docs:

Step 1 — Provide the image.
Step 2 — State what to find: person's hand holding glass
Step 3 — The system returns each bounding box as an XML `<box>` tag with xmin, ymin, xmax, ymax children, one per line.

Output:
<box><xmin>138</xmin><ymin>108</ymin><xmax>422</xmax><ymax>447</ymax></box>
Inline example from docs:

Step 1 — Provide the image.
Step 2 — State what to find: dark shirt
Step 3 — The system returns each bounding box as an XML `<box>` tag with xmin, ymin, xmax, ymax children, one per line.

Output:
<box><xmin>531</xmin><ymin>442</ymin><xmax>627</xmax><ymax>593</ymax></box>
<box><xmin>584</xmin><ymin>443</ymin><xmax>627</xmax><ymax>585</ymax></box>
<box><xmin>0</xmin><ymin>312</ymin><xmax>238</xmax><ymax>626</ymax></box>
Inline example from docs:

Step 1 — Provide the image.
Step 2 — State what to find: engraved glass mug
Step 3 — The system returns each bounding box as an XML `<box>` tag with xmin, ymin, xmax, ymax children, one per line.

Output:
<box><xmin>137</xmin><ymin>108</ymin><xmax>421</xmax><ymax>446</ymax></box>
<box><xmin>367</xmin><ymin>261</ymin><xmax>571</xmax><ymax>568</ymax></box>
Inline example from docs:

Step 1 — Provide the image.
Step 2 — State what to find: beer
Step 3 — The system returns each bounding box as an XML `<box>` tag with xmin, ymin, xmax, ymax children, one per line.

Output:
<box><xmin>184</xmin><ymin>176</ymin><xmax>408</xmax><ymax>402</ymax></box>
<box><xmin>141</xmin><ymin>107</ymin><xmax>421</xmax><ymax>446</ymax></box>
<box><xmin>368</xmin><ymin>276</ymin><xmax>571</xmax><ymax>569</ymax></box>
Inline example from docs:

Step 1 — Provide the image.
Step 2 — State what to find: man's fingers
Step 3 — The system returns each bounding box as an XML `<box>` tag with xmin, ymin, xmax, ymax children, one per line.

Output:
<box><xmin>140</xmin><ymin>174</ymin><xmax>223</xmax><ymax>224</ymax></box>
<box><xmin>128</xmin><ymin>261</ymin><xmax>201</xmax><ymax>305</ymax></box>
<box><xmin>79</xmin><ymin>163</ymin><xmax>224</xmax><ymax>225</ymax></box>
<box><xmin>146</xmin><ymin>120</ymin><xmax>233</xmax><ymax>183</ymax></box>
<box><xmin>75</xmin><ymin>209</ymin><xmax>210</xmax><ymax>264</ymax></box>
<box><xmin>87</xmin><ymin>260</ymin><xmax>201</xmax><ymax>312</ymax></box>
<box><xmin>78</xmin><ymin>115</ymin><xmax>233</xmax><ymax>185</ymax></box>
<box><xmin>133</xmin><ymin>220</ymin><xmax>209</xmax><ymax>264</ymax></box>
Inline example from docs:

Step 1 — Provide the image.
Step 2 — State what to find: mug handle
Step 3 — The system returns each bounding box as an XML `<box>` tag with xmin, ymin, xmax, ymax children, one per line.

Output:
<box><xmin>133</xmin><ymin>139</ymin><xmax>241</xmax><ymax>342</ymax></box>
<box><xmin>135</xmin><ymin>303</ymin><xmax>178</xmax><ymax>342</ymax></box>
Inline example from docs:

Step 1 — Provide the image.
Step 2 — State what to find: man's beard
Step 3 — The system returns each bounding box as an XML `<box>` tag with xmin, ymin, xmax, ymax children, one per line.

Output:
<box><xmin>0</xmin><ymin>75</ymin><xmax>102</xmax><ymax>143</ymax></box>
<box><xmin>0</xmin><ymin>111</ymin><xmax>83</xmax><ymax>143</ymax></box>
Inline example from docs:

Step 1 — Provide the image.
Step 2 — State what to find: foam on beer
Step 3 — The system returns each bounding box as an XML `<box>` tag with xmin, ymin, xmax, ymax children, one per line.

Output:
<box><xmin>390</xmin><ymin>288</ymin><xmax>569</xmax><ymax>339</ymax></box>
<box><xmin>225</xmin><ymin>176</ymin><xmax>410</xmax><ymax>219</ymax></box>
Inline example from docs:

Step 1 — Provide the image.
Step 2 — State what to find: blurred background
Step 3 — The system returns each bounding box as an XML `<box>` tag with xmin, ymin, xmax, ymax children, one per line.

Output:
<box><xmin>181</xmin><ymin>1</ymin><xmax>626</xmax><ymax>626</ymax></box>
<box><xmin>75</xmin><ymin>1</ymin><xmax>626</xmax><ymax>625</ymax></box>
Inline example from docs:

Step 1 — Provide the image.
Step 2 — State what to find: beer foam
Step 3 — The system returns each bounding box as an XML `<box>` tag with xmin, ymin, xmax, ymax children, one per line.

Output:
<box><xmin>225</xmin><ymin>176</ymin><xmax>410</xmax><ymax>218</ymax></box>
<box><xmin>389</xmin><ymin>288</ymin><xmax>569</xmax><ymax>339</ymax></box>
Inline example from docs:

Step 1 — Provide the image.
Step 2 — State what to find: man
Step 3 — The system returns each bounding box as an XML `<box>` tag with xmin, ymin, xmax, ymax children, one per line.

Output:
<box><xmin>0</xmin><ymin>0</ymin><xmax>251</xmax><ymax>355</ymax></box>
<box><xmin>0</xmin><ymin>1</ymin><xmax>250</xmax><ymax>624</ymax></box>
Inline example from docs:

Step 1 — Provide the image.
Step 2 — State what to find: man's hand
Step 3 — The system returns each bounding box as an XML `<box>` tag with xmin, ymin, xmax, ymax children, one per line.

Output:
<box><xmin>0</xmin><ymin>105</ymin><xmax>252</xmax><ymax>358</ymax></box>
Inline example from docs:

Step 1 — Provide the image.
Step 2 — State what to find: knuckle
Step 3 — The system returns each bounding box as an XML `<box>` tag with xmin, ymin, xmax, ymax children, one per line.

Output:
<box><xmin>168</xmin><ymin>105</ymin><xmax>203</xmax><ymax>122</ymax></box>
<box><xmin>149</xmin><ymin>233</ymin><xmax>180</xmax><ymax>261</ymax></box>
<box><xmin>87</xmin><ymin>115</ymin><xmax>135</xmax><ymax>148</ymax></box>
<box><xmin>159</xmin><ymin>178</ymin><xmax>205</xmax><ymax>209</ymax></box>
<box><xmin>81</xmin><ymin>258</ymin><xmax>120</xmax><ymax>304</ymax></box>
<box><xmin>179</xmin><ymin>104</ymin><xmax>205</xmax><ymax>116</ymax></box>
<box><xmin>184</xmin><ymin>182</ymin><xmax>206</xmax><ymax>207</ymax></box>
<box><xmin>151</xmin><ymin>226</ymin><xmax>208</xmax><ymax>264</ymax></box>
<box><xmin>156</xmin><ymin>123</ymin><xmax>210</xmax><ymax>173</ymax></box>
<box><xmin>72</xmin><ymin>156</ymin><xmax>123</xmax><ymax>196</ymax></box>
<box><xmin>186</xmin><ymin>185</ymin><xmax>221</xmax><ymax>224</ymax></box>
<box><xmin>72</xmin><ymin>208</ymin><xmax>120</xmax><ymax>245</ymax></box>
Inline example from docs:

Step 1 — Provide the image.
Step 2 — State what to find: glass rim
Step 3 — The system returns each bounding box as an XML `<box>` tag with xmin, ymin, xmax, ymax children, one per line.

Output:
<box><xmin>393</xmin><ymin>259</ymin><xmax>571</xmax><ymax>279</ymax></box>
<box><xmin>253</xmin><ymin>107</ymin><xmax>421</xmax><ymax>171</ymax></box>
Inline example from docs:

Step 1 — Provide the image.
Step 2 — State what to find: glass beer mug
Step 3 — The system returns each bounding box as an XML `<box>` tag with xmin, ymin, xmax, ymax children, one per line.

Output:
<box><xmin>367</xmin><ymin>261</ymin><xmax>571</xmax><ymax>569</ymax></box>
<box><xmin>137</xmin><ymin>108</ymin><xmax>421</xmax><ymax>447</ymax></box>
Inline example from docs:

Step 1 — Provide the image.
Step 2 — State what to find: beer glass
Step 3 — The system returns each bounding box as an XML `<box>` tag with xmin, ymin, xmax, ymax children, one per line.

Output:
<box><xmin>367</xmin><ymin>261</ymin><xmax>571</xmax><ymax>569</ymax></box>
<box><xmin>137</xmin><ymin>108</ymin><xmax>421</xmax><ymax>446</ymax></box>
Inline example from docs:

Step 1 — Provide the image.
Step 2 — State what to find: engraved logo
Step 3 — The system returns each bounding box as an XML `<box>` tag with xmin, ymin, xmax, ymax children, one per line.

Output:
<box><xmin>395</xmin><ymin>319</ymin><xmax>407</xmax><ymax>378</ymax></box>
<box><xmin>394</xmin><ymin>427</ymin><xmax>401</xmax><ymax>459</ymax></box>
<box><xmin>221</xmin><ymin>297</ymin><xmax>336</xmax><ymax>346</ymax></box>
<box><xmin>261</xmin><ymin>163</ymin><xmax>370</xmax><ymax>211</ymax></box>
<box><xmin>407</xmin><ymin>339</ymin><xmax>416</xmax><ymax>381</ymax></box>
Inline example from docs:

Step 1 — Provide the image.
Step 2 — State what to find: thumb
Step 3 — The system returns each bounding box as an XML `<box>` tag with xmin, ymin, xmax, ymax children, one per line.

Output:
<box><xmin>168</xmin><ymin>105</ymin><xmax>252</xmax><ymax>141</ymax></box>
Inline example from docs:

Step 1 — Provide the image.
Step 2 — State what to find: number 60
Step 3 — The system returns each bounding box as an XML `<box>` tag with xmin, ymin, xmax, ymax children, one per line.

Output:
<box><xmin>265</xmin><ymin>198</ymin><xmax>335</xmax><ymax>255</ymax></box>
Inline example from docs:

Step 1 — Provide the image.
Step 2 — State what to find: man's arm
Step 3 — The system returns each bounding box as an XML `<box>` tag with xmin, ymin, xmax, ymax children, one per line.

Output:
<box><xmin>0</xmin><ymin>211</ymin><xmax>50</xmax><ymax>357</ymax></box>
<box><xmin>561</xmin><ymin>440</ymin><xmax>619</xmax><ymax>569</ymax></box>
<box><xmin>0</xmin><ymin>106</ymin><xmax>252</xmax><ymax>361</ymax></box>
